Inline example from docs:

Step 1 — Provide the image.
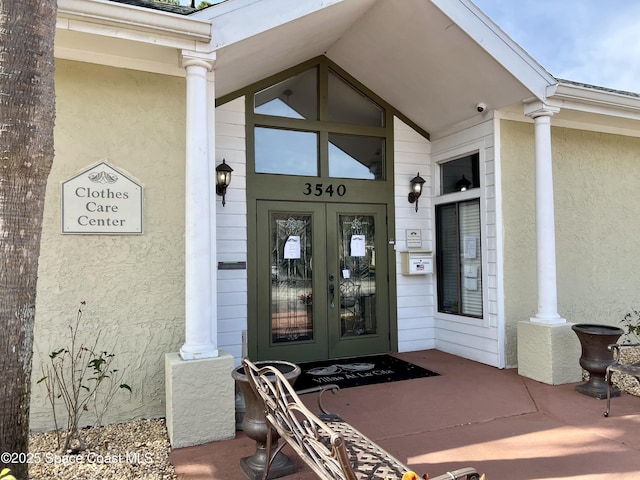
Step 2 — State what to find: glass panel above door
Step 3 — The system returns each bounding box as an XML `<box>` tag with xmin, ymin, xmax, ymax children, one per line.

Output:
<box><xmin>328</xmin><ymin>70</ymin><xmax>385</xmax><ymax>127</ymax></box>
<box><xmin>254</xmin><ymin>67</ymin><xmax>318</xmax><ymax>120</ymax></box>
<box><xmin>270</xmin><ymin>213</ymin><xmax>314</xmax><ymax>344</ymax></box>
<box><xmin>255</xmin><ymin>127</ymin><xmax>319</xmax><ymax>176</ymax></box>
<box><xmin>329</xmin><ymin>134</ymin><xmax>384</xmax><ymax>180</ymax></box>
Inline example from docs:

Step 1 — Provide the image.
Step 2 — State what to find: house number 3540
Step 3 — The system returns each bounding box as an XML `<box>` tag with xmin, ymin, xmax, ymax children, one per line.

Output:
<box><xmin>303</xmin><ymin>183</ymin><xmax>347</xmax><ymax>197</ymax></box>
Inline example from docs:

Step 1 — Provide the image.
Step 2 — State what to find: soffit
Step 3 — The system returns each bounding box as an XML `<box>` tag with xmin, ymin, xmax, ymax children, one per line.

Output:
<box><xmin>209</xmin><ymin>0</ymin><xmax>545</xmax><ymax>136</ymax></box>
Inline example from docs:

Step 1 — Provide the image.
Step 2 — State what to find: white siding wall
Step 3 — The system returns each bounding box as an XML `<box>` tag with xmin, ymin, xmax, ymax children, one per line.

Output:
<box><xmin>393</xmin><ymin>118</ymin><xmax>435</xmax><ymax>352</ymax></box>
<box><xmin>215</xmin><ymin>109</ymin><xmax>502</xmax><ymax>368</ymax></box>
<box><xmin>216</xmin><ymin>97</ymin><xmax>248</xmax><ymax>364</ymax></box>
<box><xmin>431</xmin><ymin>117</ymin><xmax>502</xmax><ymax>368</ymax></box>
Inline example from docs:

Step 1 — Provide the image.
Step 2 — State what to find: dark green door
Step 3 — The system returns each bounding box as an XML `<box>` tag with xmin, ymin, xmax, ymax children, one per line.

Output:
<box><xmin>256</xmin><ymin>201</ymin><xmax>390</xmax><ymax>362</ymax></box>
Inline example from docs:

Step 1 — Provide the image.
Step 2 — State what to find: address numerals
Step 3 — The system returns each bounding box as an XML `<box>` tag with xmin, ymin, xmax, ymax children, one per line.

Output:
<box><xmin>303</xmin><ymin>183</ymin><xmax>346</xmax><ymax>197</ymax></box>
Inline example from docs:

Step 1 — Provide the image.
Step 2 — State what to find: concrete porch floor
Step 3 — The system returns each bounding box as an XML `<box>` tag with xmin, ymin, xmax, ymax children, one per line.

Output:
<box><xmin>170</xmin><ymin>349</ymin><xmax>640</xmax><ymax>480</ymax></box>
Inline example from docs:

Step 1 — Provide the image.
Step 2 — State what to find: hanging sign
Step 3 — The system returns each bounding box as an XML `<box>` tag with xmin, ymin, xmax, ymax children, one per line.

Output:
<box><xmin>350</xmin><ymin>234</ymin><xmax>366</xmax><ymax>257</ymax></box>
<box><xmin>284</xmin><ymin>236</ymin><xmax>301</xmax><ymax>259</ymax></box>
<box><xmin>62</xmin><ymin>162</ymin><xmax>143</xmax><ymax>234</ymax></box>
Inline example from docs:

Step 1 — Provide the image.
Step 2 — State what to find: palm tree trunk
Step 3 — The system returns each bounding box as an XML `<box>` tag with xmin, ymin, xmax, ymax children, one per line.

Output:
<box><xmin>0</xmin><ymin>0</ymin><xmax>57</xmax><ymax>478</ymax></box>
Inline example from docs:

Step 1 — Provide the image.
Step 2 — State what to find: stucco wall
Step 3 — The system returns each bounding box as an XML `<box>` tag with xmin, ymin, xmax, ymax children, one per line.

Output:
<box><xmin>501</xmin><ymin>119</ymin><xmax>640</xmax><ymax>366</ymax></box>
<box><xmin>500</xmin><ymin>120</ymin><xmax>536</xmax><ymax>367</ymax></box>
<box><xmin>30</xmin><ymin>60</ymin><xmax>186</xmax><ymax>430</ymax></box>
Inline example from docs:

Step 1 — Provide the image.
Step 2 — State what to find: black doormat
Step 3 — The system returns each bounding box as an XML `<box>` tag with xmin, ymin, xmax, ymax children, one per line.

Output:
<box><xmin>294</xmin><ymin>354</ymin><xmax>439</xmax><ymax>391</ymax></box>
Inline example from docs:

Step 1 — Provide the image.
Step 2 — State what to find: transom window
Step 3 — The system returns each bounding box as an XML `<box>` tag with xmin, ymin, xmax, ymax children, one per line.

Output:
<box><xmin>250</xmin><ymin>60</ymin><xmax>388</xmax><ymax>180</ymax></box>
<box><xmin>441</xmin><ymin>153</ymin><xmax>480</xmax><ymax>194</ymax></box>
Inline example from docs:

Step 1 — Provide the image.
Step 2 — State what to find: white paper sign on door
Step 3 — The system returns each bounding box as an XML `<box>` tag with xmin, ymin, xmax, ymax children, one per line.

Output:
<box><xmin>464</xmin><ymin>236</ymin><xmax>477</xmax><ymax>259</ymax></box>
<box><xmin>350</xmin><ymin>234</ymin><xmax>366</xmax><ymax>257</ymax></box>
<box><xmin>284</xmin><ymin>236</ymin><xmax>301</xmax><ymax>259</ymax></box>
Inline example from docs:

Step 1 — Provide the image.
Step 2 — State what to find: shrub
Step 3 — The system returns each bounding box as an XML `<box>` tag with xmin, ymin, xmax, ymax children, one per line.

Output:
<box><xmin>37</xmin><ymin>301</ymin><xmax>131</xmax><ymax>452</ymax></box>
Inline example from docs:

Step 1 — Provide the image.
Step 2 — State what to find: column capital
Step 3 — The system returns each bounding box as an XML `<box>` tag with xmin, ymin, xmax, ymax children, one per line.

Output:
<box><xmin>181</xmin><ymin>50</ymin><xmax>216</xmax><ymax>71</ymax></box>
<box><xmin>524</xmin><ymin>100</ymin><xmax>560</xmax><ymax>119</ymax></box>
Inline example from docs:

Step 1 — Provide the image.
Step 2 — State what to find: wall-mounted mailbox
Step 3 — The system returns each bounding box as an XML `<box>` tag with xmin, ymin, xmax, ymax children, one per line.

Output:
<box><xmin>400</xmin><ymin>250</ymin><xmax>433</xmax><ymax>275</ymax></box>
<box><xmin>218</xmin><ymin>261</ymin><xmax>247</xmax><ymax>270</ymax></box>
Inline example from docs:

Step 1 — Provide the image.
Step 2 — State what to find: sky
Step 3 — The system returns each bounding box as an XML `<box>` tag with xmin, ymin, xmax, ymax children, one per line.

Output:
<box><xmin>472</xmin><ymin>0</ymin><xmax>640</xmax><ymax>92</ymax></box>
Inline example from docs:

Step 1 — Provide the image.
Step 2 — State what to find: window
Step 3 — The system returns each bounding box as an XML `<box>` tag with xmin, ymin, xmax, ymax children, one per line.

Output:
<box><xmin>436</xmin><ymin>152</ymin><xmax>483</xmax><ymax>317</ymax></box>
<box><xmin>441</xmin><ymin>153</ymin><xmax>479</xmax><ymax>194</ymax></box>
<box><xmin>254</xmin><ymin>67</ymin><xmax>318</xmax><ymax>120</ymax></box>
<box><xmin>328</xmin><ymin>134</ymin><xmax>384</xmax><ymax>180</ymax></box>
<box><xmin>436</xmin><ymin>200</ymin><xmax>482</xmax><ymax>317</ymax></box>
<box><xmin>255</xmin><ymin>127</ymin><xmax>318</xmax><ymax>176</ymax></box>
<box><xmin>250</xmin><ymin>60</ymin><xmax>388</xmax><ymax>180</ymax></box>
<box><xmin>328</xmin><ymin>70</ymin><xmax>384</xmax><ymax>127</ymax></box>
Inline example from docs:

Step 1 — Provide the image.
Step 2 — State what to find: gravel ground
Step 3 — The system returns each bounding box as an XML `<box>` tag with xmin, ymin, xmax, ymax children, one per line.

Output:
<box><xmin>25</xmin><ymin>349</ymin><xmax>640</xmax><ymax>480</ymax></box>
<box><xmin>29</xmin><ymin>418</ymin><xmax>177</xmax><ymax>480</ymax></box>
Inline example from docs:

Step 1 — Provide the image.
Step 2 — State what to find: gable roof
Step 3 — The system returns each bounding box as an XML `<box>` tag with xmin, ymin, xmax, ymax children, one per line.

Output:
<box><xmin>109</xmin><ymin>0</ymin><xmax>196</xmax><ymax>15</ymax></box>
<box><xmin>60</xmin><ymin>0</ymin><xmax>640</xmax><ymax>137</ymax></box>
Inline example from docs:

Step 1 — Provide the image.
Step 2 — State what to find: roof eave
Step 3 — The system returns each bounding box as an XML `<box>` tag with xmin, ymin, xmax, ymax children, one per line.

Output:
<box><xmin>548</xmin><ymin>81</ymin><xmax>640</xmax><ymax>120</ymax></box>
<box><xmin>57</xmin><ymin>0</ymin><xmax>212</xmax><ymax>47</ymax></box>
<box><xmin>431</xmin><ymin>0</ymin><xmax>556</xmax><ymax>101</ymax></box>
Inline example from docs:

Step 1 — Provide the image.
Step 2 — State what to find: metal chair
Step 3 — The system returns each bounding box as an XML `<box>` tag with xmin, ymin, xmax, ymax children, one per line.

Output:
<box><xmin>604</xmin><ymin>343</ymin><xmax>640</xmax><ymax>417</ymax></box>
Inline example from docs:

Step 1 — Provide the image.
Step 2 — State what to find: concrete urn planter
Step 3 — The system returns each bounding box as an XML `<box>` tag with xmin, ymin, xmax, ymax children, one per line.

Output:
<box><xmin>572</xmin><ymin>323</ymin><xmax>624</xmax><ymax>399</ymax></box>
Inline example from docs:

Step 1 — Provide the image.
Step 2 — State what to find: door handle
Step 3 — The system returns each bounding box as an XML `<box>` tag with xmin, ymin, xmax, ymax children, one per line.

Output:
<box><xmin>329</xmin><ymin>283</ymin><xmax>335</xmax><ymax>308</ymax></box>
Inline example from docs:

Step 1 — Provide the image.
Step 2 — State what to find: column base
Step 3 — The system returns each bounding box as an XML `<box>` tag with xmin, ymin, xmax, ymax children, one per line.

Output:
<box><xmin>179</xmin><ymin>344</ymin><xmax>219</xmax><ymax>360</ymax></box>
<box><xmin>165</xmin><ymin>351</ymin><xmax>235</xmax><ymax>448</ymax></box>
<box><xmin>517</xmin><ymin>321</ymin><xmax>582</xmax><ymax>385</ymax></box>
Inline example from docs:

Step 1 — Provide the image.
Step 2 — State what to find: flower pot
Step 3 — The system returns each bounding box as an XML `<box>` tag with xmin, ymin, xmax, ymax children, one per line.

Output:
<box><xmin>232</xmin><ymin>361</ymin><xmax>301</xmax><ymax>479</ymax></box>
<box><xmin>572</xmin><ymin>323</ymin><xmax>624</xmax><ymax>399</ymax></box>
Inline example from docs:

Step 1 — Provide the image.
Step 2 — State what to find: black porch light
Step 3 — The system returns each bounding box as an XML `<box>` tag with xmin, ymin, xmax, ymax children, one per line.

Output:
<box><xmin>215</xmin><ymin>159</ymin><xmax>233</xmax><ymax>206</ymax></box>
<box><xmin>408</xmin><ymin>173</ymin><xmax>426</xmax><ymax>212</ymax></box>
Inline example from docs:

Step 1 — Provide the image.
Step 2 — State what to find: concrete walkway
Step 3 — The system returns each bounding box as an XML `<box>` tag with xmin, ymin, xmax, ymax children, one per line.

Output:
<box><xmin>170</xmin><ymin>350</ymin><xmax>640</xmax><ymax>480</ymax></box>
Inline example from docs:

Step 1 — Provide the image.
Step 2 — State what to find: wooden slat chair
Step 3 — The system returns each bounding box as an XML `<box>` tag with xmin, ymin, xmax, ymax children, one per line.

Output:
<box><xmin>604</xmin><ymin>343</ymin><xmax>640</xmax><ymax>417</ymax></box>
<box><xmin>242</xmin><ymin>358</ymin><xmax>480</xmax><ymax>480</ymax></box>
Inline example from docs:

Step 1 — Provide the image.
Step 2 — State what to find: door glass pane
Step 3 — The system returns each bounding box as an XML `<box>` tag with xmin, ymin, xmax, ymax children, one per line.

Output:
<box><xmin>328</xmin><ymin>70</ymin><xmax>384</xmax><ymax>126</ymax></box>
<box><xmin>255</xmin><ymin>127</ymin><xmax>318</xmax><ymax>176</ymax></box>
<box><xmin>329</xmin><ymin>134</ymin><xmax>384</xmax><ymax>180</ymax></box>
<box><xmin>254</xmin><ymin>67</ymin><xmax>318</xmax><ymax>120</ymax></box>
<box><xmin>338</xmin><ymin>215</ymin><xmax>377</xmax><ymax>337</ymax></box>
<box><xmin>270</xmin><ymin>214</ymin><xmax>313</xmax><ymax>343</ymax></box>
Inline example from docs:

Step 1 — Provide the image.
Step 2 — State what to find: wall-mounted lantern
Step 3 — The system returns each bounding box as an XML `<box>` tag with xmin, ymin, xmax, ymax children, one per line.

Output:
<box><xmin>455</xmin><ymin>174</ymin><xmax>471</xmax><ymax>192</ymax></box>
<box><xmin>408</xmin><ymin>173</ymin><xmax>426</xmax><ymax>212</ymax></box>
<box><xmin>215</xmin><ymin>159</ymin><xmax>233</xmax><ymax>207</ymax></box>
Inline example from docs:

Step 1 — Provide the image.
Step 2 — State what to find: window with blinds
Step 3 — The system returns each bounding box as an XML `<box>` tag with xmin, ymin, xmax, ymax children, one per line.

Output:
<box><xmin>436</xmin><ymin>199</ymin><xmax>482</xmax><ymax>317</ymax></box>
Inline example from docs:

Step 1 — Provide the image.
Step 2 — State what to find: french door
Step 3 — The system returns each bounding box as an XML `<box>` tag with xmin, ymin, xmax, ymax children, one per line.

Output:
<box><xmin>256</xmin><ymin>201</ymin><xmax>390</xmax><ymax>362</ymax></box>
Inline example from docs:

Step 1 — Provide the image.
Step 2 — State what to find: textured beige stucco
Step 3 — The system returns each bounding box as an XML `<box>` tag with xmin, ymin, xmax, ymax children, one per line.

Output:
<box><xmin>165</xmin><ymin>352</ymin><xmax>235</xmax><ymax>448</ymax></box>
<box><xmin>30</xmin><ymin>60</ymin><xmax>187</xmax><ymax>430</ymax></box>
<box><xmin>517</xmin><ymin>321</ymin><xmax>581</xmax><ymax>384</ymax></box>
<box><xmin>501</xmin><ymin>120</ymin><xmax>640</xmax><ymax>368</ymax></box>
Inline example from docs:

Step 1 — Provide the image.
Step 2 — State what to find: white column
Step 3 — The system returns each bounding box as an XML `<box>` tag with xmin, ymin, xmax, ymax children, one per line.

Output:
<box><xmin>180</xmin><ymin>51</ymin><xmax>218</xmax><ymax>360</ymax></box>
<box><xmin>525</xmin><ymin>102</ymin><xmax>565</xmax><ymax>325</ymax></box>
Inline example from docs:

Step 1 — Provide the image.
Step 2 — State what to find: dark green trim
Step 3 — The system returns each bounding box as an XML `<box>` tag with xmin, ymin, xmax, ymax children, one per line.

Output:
<box><xmin>216</xmin><ymin>55</ymin><xmax>430</xmax><ymax>142</ymax></box>
<box><xmin>243</xmin><ymin>56</ymin><xmax>406</xmax><ymax>360</ymax></box>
